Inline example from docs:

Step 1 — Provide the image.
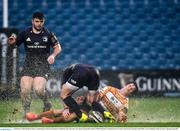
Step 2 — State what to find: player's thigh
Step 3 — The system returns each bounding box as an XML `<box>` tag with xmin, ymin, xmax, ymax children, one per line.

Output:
<box><xmin>33</xmin><ymin>77</ymin><xmax>47</xmax><ymax>94</ymax></box>
<box><xmin>60</xmin><ymin>83</ymin><xmax>79</xmax><ymax>99</ymax></box>
<box><xmin>53</xmin><ymin>109</ymin><xmax>64</xmax><ymax>116</ymax></box>
<box><xmin>20</xmin><ymin>76</ymin><xmax>34</xmax><ymax>93</ymax></box>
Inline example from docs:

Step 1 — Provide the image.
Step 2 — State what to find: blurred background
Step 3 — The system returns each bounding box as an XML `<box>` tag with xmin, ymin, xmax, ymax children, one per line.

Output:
<box><xmin>0</xmin><ymin>0</ymin><xmax>180</xmax><ymax>124</ymax></box>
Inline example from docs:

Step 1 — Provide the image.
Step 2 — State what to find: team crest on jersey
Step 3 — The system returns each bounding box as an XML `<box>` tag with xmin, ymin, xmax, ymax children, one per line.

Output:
<box><xmin>42</xmin><ymin>36</ymin><xmax>48</xmax><ymax>42</ymax></box>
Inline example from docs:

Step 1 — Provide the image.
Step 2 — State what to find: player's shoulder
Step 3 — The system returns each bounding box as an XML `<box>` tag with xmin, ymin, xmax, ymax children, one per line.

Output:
<box><xmin>42</xmin><ymin>27</ymin><xmax>50</xmax><ymax>33</ymax></box>
<box><xmin>42</xmin><ymin>27</ymin><xmax>55</xmax><ymax>36</ymax></box>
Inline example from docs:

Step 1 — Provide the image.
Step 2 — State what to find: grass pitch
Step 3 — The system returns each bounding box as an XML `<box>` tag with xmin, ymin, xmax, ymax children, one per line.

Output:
<box><xmin>0</xmin><ymin>97</ymin><xmax>180</xmax><ymax>127</ymax></box>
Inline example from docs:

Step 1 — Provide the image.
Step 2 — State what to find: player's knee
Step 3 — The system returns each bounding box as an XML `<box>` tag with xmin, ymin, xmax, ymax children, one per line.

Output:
<box><xmin>60</xmin><ymin>90</ymin><xmax>68</xmax><ymax>99</ymax></box>
<box><xmin>20</xmin><ymin>81</ymin><xmax>33</xmax><ymax>95</ymax></box>
<box><xmin>60</xmin><ymin>84</ymin><xmax>71</xmax><ymax>99</ymax></box>
<box><xmin>21</xmin><ymin>86</ymin><xmax>31</xmax><ymax>96</ymax></box>
<box><xmin>34</xmin><ymin>88</ymin><xmax>45</xmax><ymax>97</ymax></box>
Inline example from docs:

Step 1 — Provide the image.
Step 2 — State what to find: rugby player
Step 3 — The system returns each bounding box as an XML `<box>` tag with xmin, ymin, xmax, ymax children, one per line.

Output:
<box><xmin>60</xmin><ymin>63</ymin><xmax>108</xmax><ymax>122</ymax></box>
<box><xmin>96</xmin><ymin>83</ymin><xmax>136</xmax><ymax>123</ymax></box>
<box><xmin>8</xmin><ymin>12</ymin><xmax>61</xmax><ymax>118</ymax></box>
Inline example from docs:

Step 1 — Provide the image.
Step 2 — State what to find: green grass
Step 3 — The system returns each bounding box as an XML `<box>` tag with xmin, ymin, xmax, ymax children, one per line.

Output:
<box><xmin>0</xmin><ymin>97</ymin><xmax>180</xmax><ymax>127</ymax></box>
<box><xmin>128</xmin><ymin>97</ymin><xmax>180</xmax><ymax>123</ymax></box>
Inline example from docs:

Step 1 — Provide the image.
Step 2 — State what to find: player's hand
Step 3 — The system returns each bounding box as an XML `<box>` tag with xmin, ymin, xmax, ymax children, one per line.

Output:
<box><xmin>47</xmin><ymin>54</ymin><xmax>55</xmax><ymax>64</ymax></box>
<box><xmin>62</xmin><ymin>109</ymin><xmax>71</xmax><ymax>119</ymax></box>
<box><xmin>117</xmin><ymin>111</ymin><xmax>127</xmax><ymax>123</ymax></box>
<box><xmin>8</xmin><ymin>34</ymin><xmax>17</xmax><ymax>45</ymax></box>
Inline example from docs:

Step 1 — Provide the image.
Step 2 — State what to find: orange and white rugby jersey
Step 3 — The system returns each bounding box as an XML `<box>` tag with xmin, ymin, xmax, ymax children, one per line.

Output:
<box><xmin>99</xmin><ymin>86</ymin><xmax>129</xmax><ymax>117</ymax></box>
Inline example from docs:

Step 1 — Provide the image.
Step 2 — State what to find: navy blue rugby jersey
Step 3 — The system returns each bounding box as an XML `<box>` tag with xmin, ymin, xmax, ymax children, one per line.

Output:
<box><xmin>16</xmin><ymin>27</ymin><xmax>59</xmax><ymax>57</ymax></box>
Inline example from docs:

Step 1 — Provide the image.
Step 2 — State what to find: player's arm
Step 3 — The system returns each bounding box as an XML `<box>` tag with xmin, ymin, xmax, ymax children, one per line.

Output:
<box><xmin>53</xmin><ymin>44</ymin><xmax>61</xmax><ymax>56</ymax></box>
<box><xmin>117</xmin><ymin>109</ymin><xmax>127</xmax><ymax>123</ymax></box>
<box><xmin>47</xmin><ymin>32</ymin><xmax>61</xmax><ymax>64</ymax></box>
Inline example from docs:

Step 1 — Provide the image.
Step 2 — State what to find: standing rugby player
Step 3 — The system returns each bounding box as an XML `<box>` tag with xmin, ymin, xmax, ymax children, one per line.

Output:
<box><xmin>8</xmin><ymin>12</ymin><xmax>61</xmax><ymax>118</ymax></box>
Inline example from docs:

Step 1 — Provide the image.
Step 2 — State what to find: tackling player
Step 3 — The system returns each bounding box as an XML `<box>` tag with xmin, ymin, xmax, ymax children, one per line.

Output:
<box><xmin>60</xmin><ymin>63</ymin><xmax>108</xmax><ymax>122</ymax></box>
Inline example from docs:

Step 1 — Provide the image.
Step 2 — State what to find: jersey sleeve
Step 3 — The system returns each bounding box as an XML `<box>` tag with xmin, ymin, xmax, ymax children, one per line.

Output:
<box><xmin>49</xmin><ymin>32</ymin><xmax>60</xmax><ymax>47</ymax></box>
<box><xmin>16</xmin><ymin>31</ymin><xmax>25</xmax><ymax>46</ymax></box>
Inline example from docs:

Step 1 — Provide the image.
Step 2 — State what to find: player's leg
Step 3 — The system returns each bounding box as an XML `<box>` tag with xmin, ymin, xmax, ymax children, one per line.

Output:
<box><xmin>55</xmin><ymin>112</ymin><xmax>77</xmax><ymax>122</ymax></box>
<box><xmin>86</xmin><ymin>90</ymin><xmax>104</xmax><ymax>113</ymax></box>
<box><xmin>85</xmin><ymin>70</ymin><xmax>111</xmax><ymax>121</ymax></box>
<box><xmin>26</xmin><ymin>109</ymin><xmax>63</xmax><ymax>121</ymax></box>
<box><xmin>60</xmin><ymin>66</ymin><xmax>101</xmax><ymax>121</ymax></box>
<box><xmin>85</xmin><ymin>68</ymin><xmax>107</xmax><ymax>115</ymax></box>
<box><xmin>20</xmin><ymin>76</ymin><xmax>33</xmax><ymax>117</ymax></box>
<box><xmin>42</xmin><ymin>111</ymin><xmax>77</xmax><ymax>123</ymax></box>
<box><xmin>60</xmin><ymin>83</ymin><xmax>84</xmax><ymax>119</ymax></box>
<box><xmin>33</xmin><ymin>77</ymin><xmax>52</xmax><ymax>111</ymax></box>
